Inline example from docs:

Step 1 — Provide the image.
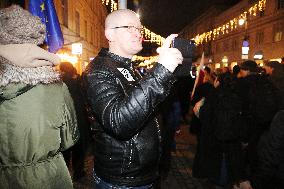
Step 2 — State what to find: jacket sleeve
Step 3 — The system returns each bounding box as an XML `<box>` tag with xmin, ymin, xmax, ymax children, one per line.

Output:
<box><xmin>60</xmin><ymin>83</ymin><xmax>80</xmax><ymax>151</ymax></box>
<box><xmin>251</xmin><ymin>110</ymin><xmax>284</xmax><ymax>189</ymax></box>
<box><xmin>86</xmin><ymin>63</ymin><xmax>175</xmax><ymax>140</ymax></box>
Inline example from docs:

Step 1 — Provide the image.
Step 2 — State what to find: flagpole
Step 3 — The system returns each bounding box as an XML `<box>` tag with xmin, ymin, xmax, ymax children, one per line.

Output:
<box><xmin>191</xmin><ymin>52</ymin><xmax>205</xmax><ymax>99</ymax></box>
<box><xmin>118</xmin><ymin>0</ymin><xmax>127</xmax><ymax>9</ymax></box>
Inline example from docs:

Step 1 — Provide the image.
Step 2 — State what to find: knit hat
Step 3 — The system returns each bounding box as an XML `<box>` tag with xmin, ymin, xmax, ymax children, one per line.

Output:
<box><xmin>240</xmin><ymin>60</ymin><xmax>258</xmax><ymax>72</ymax></box>
<box><xmin>0</xmin><ymin>5</ymin><xmax>46</xmax><ymax>45</ymax></box>
<box><xmin>0</xmin><ymin>5</ymin><xmax>60</xmax><ymax>67</ymax></box>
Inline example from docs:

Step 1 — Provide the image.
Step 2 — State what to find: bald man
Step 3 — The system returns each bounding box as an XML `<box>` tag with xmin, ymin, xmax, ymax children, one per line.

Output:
<box><xmin>84</xmin><ymin>9</ymin><xmax>183</xmax><ymax>189</ymax></box>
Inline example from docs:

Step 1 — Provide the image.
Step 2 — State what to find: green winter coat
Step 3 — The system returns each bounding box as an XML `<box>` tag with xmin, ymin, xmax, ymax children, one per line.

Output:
<box><xmin>0</xmin><ymin>70</ymin><xmax>79</xmax><ymax>188</ymax></box>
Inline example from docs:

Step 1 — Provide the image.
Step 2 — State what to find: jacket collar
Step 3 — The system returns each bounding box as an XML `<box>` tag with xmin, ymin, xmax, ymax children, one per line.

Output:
<box><xmin>98</xmin><ymin>48</ymin><xmax>133</xmax><ymax>68</ymax></box>
<box><xmin>0</xmin><ymin>63</ymin><xmax>60</xmax><ymax>87</ymax></box>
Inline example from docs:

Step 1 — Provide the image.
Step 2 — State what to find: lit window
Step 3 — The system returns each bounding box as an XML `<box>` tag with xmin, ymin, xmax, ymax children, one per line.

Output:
<box><xmin>273</xmin><ymin>23</ymin><xmax>283</xmax><ymax>42</ymax></box>
<box><xmin>255</xmin><ymin>31</ymin><xmax>264</xmax><ymax>45</ymax></box>
<box><xmin>274</xmin><ymin>31</ymin><xmax>282</xmax><ymax>42</ymax></box>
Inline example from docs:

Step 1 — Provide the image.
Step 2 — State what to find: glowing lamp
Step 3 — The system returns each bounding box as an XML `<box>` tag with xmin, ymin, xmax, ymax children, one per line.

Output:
<box><xmin>238</xmin><ymin>18</ymin><xmax>245</xmax><ymax>26</ymax></box>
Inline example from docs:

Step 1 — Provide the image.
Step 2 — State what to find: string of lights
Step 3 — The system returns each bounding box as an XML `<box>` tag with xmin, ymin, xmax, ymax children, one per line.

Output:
<box><xmin>193</xmin><ymin>0</ymin><xmax>267</xmax><ymax>45</ymax></box>
<box><xmin>102</xmin><ymin>0</ymin><xmax>118</xmax><ymax>12</ymax></box>
<box><xmin>101</xmin><ymin>0</ymin><xmax>266</xmax><ymax>46</ymax></box>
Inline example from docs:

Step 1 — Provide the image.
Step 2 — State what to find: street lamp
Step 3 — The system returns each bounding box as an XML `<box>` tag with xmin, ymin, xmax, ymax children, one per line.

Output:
<box><xmin>118</xmin><ymin>0</ymin><xmax>127</xmax><ymax>9</ymax></box>
<box><xmin>238</xmin><ymin>18</ymin><xmax>246</xmax><ymax>26</ymax></box>
<box><xmin>239</xmin><ymin>16</ymin><xmax>249</xmax><ymax>39</ymax></box>
<box><xmin>239</xmin><ymin>17</ymin><xmax>249</xmax><ymax>60</ymax></box>
<box><xmin>242</xmin><ymin>40</ymin><xmax>249</xmax><ymax>60</ymax></box>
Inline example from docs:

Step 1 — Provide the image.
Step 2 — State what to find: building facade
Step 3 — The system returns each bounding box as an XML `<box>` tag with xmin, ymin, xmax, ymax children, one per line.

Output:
<box><xmin>54</xmin><ymin>0</ymin><xmax>108</xmax><ymax>74</ymax></box>
<box><xmin>180</xmin><ymin>0</ymin><xmax>284</xmax><ymax>69</ymax></box>
<box><xmin>1</xmin><ymin>0</ymin><xmax>108</xmax><ymax>74</ymax></box>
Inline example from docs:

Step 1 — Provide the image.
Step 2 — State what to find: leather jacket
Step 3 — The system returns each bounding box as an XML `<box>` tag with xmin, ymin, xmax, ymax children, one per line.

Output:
<box><xmin>84</xmin><ymin>48</ymin><xmax>175</xmax><ymax>186</ymax></box>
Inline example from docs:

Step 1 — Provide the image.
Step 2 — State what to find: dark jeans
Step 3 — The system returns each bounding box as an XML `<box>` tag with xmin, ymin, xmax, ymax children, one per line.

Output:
<box><xmin>93</xmin><ymin>172</ymin><xmax>153</xmax><ymax>189</ymax></box>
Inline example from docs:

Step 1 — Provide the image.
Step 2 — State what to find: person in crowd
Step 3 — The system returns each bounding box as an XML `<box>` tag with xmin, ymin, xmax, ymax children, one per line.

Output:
<box><xmin>263</xmin><ymin>61</ymin><xmax>284</xmax><ymax>109</ymax></box>
<box><xmin>235</xmin><ymin>60</ymin><xmax>280</xmax><ymax>182</ymax></box>
<box><xmin>194</xmin><ymin>73</ymin><xmax>246</xmax><ymax>188</ymax></box>
<box><xmin>59</xmin><ymin>62</ymin><xmax>91</xmax><ymax>181</ymax></box>
<box><xmin>204</xmin><ymin>66</ymin><xmax>211</xmax><ymax>76</ymax></box>
<box><xmin>83</xmin><ymin>9</ymin><xmax>183</xmax><ymax>189</ymax></box>
<box><xmin>249</xmin><ymin>110</ymin><xmax>284</xmax><ymax>189</ymax></box>
<box><xmin>232</xmin><ymin>65</ymin><xmax>241</xmax><ymax>79</ymax></box>
<box><xmin>0</xmin><ymin>5</ymin><xmax>78</xmax><ymax>189</ymax></box>
<box><xmin>214</xmin><ymin>67</ymin><xmax>222</xmax><ymax>74</ymax></box>
<box><xmin>239</xmin><ymin>61</ymin><xmax>284</xmax><ymax>189</ymax></box>
<box><xmin>190</xmin><ymin>67</ymin><xmax>215</xmax><ymax>178</ymax></box>
<box><xmin>176</xmin><ymin>75</ymin><xmax>194</xmax><ymax>124</ymax></box>
<box><xmin>222</xmin><ymin>66</ymin><xmax>230</xmax><ymax>74</ymax></box>
<box><xmin>190</xmin><ymin>66</ymin><xmax>214</xmax><ymax>134</ymax></box>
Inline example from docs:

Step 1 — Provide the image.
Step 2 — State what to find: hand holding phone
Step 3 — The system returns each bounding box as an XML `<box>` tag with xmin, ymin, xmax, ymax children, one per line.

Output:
<box><xmin>171</xmin><ymin>38</ymin><xmax>195</xmax><ymax>58</ymax></box>
<box><xmin>171</xmin><ymin>38</ymin><xmax>196</xmax><ymax>77</ymax></box>
<box><xmin>157</xmin><ymin>34</ymin><xmax>183</xmax><ymax>73</ymax></box>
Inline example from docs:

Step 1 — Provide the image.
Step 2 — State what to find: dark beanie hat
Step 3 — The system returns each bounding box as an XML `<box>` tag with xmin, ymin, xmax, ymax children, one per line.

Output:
<box><xmin>240</xmin><ymin>60</ymin><xmax>258</xmax><ymax>72</ymax></box>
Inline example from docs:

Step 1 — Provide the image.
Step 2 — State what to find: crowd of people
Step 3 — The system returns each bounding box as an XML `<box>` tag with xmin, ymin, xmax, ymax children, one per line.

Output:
<box><xmin>191</xmin><ymin>61</ymin><xmax>284</xmax><ymax>189</ymax></box>
<box><xmin>0</xmin><ymin>4</ymin><xmax>284</xmax><ymax>189</ymax></box>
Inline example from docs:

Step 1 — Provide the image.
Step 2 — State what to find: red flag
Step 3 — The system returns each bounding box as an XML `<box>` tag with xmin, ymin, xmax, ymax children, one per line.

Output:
<box><xmin>191</xmin><ymin>52</ymin><xmax>205</xmax><ymax>99</ymax></box>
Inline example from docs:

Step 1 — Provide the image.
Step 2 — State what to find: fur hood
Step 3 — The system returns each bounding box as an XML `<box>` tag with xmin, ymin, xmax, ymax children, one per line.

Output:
<box><xmin>0</xmin><ymin>58</ymin><xmax>60</xmax><ymax>87</ymax></box>
<box><xmin>0</xmin><ymin>44</ymin><xmax>61</xmax><ymax>87</ymax></box>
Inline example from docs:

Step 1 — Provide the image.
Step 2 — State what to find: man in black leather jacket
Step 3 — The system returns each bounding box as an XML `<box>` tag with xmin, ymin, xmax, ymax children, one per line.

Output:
<box><xmin>84</xmin><ymin>9</ymin><xmax>183</xmax><ymax>189</ymax></box>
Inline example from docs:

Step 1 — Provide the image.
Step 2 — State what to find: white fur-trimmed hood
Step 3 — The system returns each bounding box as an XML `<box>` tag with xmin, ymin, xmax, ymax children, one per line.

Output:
<box><xmin>0</xmin><ymin>44</ymin><xmax>61</xmax><ymax>87</ymax></box>
<box><xmin>0</xmin><ymin>60</ymin><xmax>60</xmax><ymax>87</ymax></box>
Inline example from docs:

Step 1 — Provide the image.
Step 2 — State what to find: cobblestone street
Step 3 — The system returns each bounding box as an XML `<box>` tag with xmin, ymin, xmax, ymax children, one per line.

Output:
<box><xmin>73</xmin><ymin>124</ymin><xmax>212</xmax><ymax>189</ymax></box>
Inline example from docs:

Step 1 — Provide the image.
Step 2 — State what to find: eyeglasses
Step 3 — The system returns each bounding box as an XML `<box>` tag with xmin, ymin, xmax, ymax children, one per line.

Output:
<box><xmin>110</xmin><ymin>26</ymin><xmax>143</xmax><ymax>33</ymax></box>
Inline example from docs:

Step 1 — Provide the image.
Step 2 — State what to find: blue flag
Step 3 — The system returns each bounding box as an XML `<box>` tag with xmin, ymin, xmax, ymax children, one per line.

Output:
<box><xmin>29</xmin><ymin>0</ymin><xmax>64</xmax><ymax>53</ymax></box>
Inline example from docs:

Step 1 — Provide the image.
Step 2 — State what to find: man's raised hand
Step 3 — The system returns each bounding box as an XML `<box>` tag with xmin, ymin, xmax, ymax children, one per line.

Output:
<box><xmin>157</xmin><ymin>34</ymin><xmax>183</xmax><ymax>73</ymax></box>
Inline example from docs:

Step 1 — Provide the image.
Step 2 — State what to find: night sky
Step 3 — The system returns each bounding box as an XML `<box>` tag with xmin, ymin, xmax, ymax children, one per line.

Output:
<box><xmin>137</xmin><ymin>0</ymin><xmax>240</xmax><ymax>37</ymax></box>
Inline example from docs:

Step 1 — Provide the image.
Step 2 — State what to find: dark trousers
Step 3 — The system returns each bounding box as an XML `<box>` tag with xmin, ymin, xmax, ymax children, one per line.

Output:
<box><xmin>63</xmin><ymin>139</ymin><xmax>86</xmax><ymax>180</ymax></box>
